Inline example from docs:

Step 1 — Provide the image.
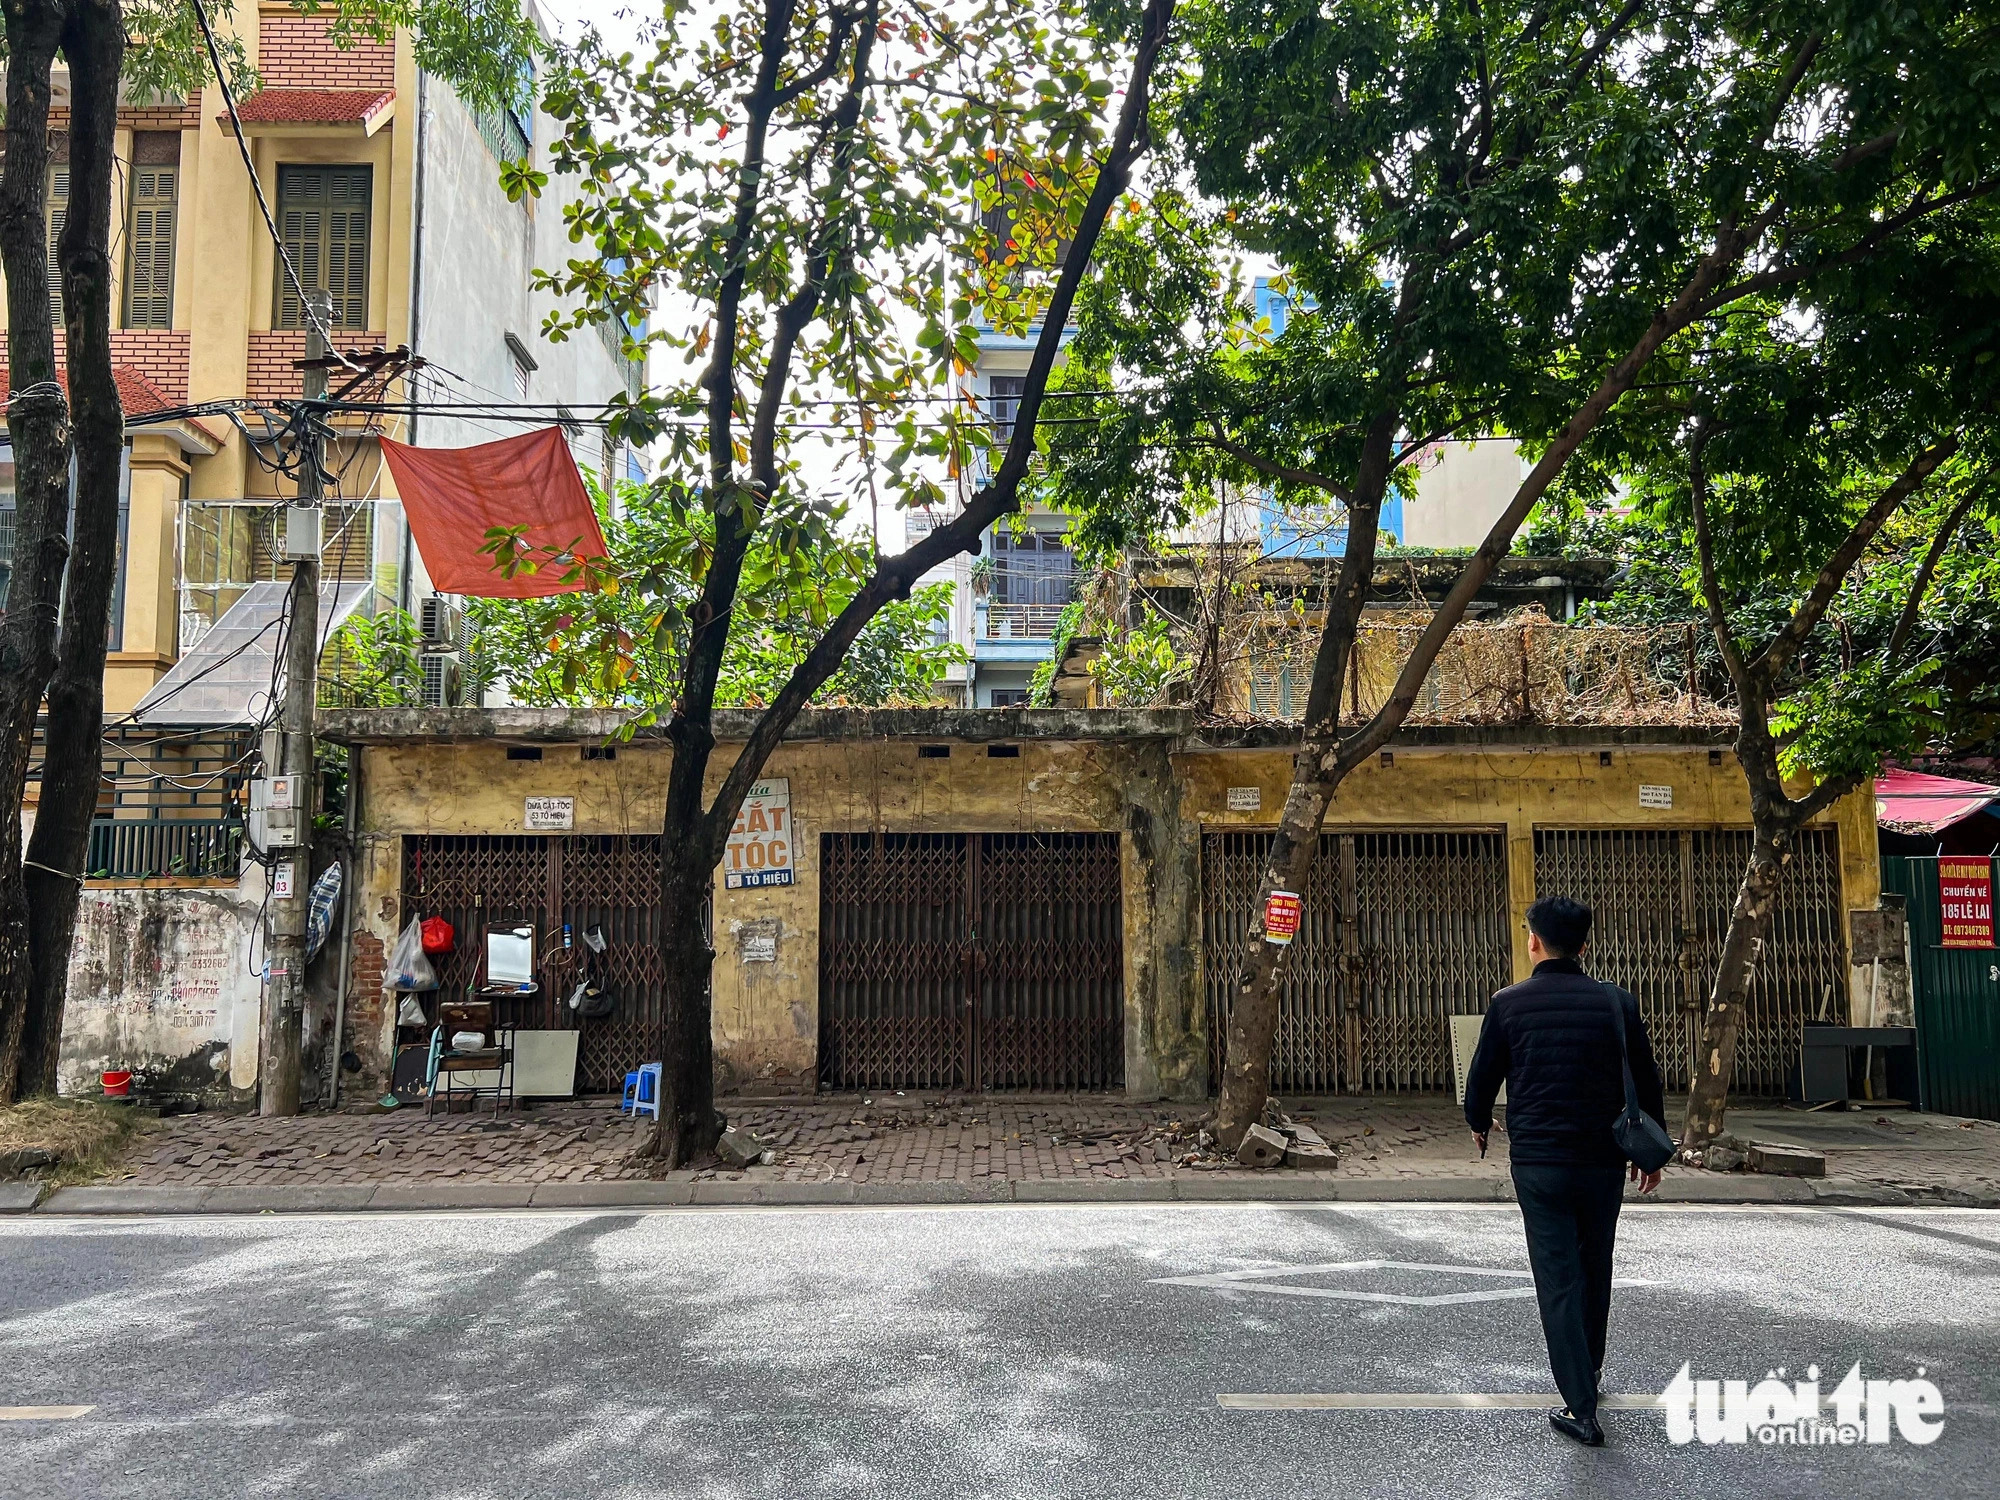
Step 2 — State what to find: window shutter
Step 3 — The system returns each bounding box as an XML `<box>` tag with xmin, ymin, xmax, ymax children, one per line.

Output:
<box><xmin>123</xmin><ymin>167</ymin><xmax>177</xmax><ymax>329</ymax></box>
<box><xmin>274</xmin><ymin>165</ymin><xmax>371</xmax><ymax>329</ymax></box>
<box><xmin>326</xmin><ymin>168</ymin><xmax>370</xmax><ymax>327</ymax></box>
<box><xmin>45</xmin><ymin>166</ymin><xmax>69</xmax><ymax>328</ymax></box>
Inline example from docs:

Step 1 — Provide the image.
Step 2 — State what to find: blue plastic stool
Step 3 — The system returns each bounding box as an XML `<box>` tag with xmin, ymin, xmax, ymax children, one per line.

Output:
<box><xmin>621</xmin><ymin>1062</ymin><xmax>662</xmax><ymax>1119</ymax></box>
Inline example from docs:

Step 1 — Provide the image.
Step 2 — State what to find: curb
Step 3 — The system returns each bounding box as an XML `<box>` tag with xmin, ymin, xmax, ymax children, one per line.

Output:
<box><xmin>24</xmin><ymin>1171</ymin><xmax>1996</xmax><ymax>1215</ymax></box>
<box><xmin>0</xmin><ymin>1180</ymin><xmax>46</xmax><ymax>1215</ymax></box>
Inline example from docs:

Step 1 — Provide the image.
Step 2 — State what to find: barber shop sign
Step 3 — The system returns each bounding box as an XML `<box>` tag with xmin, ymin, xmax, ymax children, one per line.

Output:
<box><xmin>725</xmin><ymin>779</ymin><xmax>795</xmax><ymax>890</ymax></box>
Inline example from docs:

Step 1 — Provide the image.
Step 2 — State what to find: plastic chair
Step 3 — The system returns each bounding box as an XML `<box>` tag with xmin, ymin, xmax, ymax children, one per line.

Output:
<box><xmin>621</xmin><ymin>1062</ymin><xmax>662</xmax><ymax>1120</ymax></box>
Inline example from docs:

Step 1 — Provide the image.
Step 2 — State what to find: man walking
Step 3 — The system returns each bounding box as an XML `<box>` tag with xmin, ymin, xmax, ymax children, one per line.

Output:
<box><xmin>1464</xmin><ymin>894</ymin><xmax>1667</xmax><ymax>1447</ymax></box>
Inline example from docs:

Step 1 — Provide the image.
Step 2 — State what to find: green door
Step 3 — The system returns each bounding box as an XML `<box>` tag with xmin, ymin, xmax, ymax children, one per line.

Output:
<box><xmin>1882</xmin><ymin>855</ymin><xmax>2000</xmax><ymax>1120</ymax></box>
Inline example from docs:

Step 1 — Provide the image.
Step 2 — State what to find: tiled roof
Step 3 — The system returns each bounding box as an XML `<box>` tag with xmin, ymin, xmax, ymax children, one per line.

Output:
<box><xmin>0</xmin><ymin>365</ymin><xmax>221</xmax><ymax>443</ymax></box>
<box><xmin>226</xmin><ymin>88</ymin><xmax>396</xmax><ymax>129</ymax></box>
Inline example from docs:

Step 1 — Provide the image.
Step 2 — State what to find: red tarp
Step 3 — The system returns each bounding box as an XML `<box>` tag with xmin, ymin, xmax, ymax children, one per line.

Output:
<box><xmin>1875</xmin><ymin>768</ymin><xmax>2000</xmax><ymax>835</ymax></box>
<box><xmin>379</xmin><ymin>427</ymin><xmax>608</xmax><ymax>597</ymax></box>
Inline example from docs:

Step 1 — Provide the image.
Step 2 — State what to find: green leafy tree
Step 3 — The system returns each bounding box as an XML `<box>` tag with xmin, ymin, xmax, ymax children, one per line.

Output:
<box><xmin>476</xmin><ymin>481</ymin><xmax>964</xmax><ymax>708</ymax></box>
<box><xmin>0</xmin><ymin>0</ymin><xmax>535</xmax><ymax>1102</ymax></box>
<box><xmin>1043</xmin><ymin>0</ymin><xmax>2000</xmax><ymax>1148</ymax></box>
<box><xmin>498</xmin><ymin>0</ymin><xmax>1177</xmax><ymax>1163</ymax></box>
<box><xmin>1554</xmin><ymin>254</ymin><xmax>2000</xmax><ymax>1145</ymax></box>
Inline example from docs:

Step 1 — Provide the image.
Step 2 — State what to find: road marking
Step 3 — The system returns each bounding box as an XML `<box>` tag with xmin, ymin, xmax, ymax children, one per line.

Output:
<box><xmin>1219</xmin><ymin>1394</ymin><xmax>1665</xmax><ymax>1411</ymax></box>
<box><xmin>0</xmin><ymin>1406</ymin><xmax>93</xmax><ymax>1421</ymax></box>
<box><xmin>1154</xmin><ymin>1258</ymin><xmax>1657</xmax><ymax>1306</ymax></box>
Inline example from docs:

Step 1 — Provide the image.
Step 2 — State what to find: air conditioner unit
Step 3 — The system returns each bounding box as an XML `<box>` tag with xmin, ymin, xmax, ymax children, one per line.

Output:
<box><xmin>418</xmin><ymin>595</ymin><xmax>466</xmax><ymax>652</ymax></box>
<box><xmin>420</xmin><ymin>653</ymin><xmax>463</xmax><ymax>708</ymax></box>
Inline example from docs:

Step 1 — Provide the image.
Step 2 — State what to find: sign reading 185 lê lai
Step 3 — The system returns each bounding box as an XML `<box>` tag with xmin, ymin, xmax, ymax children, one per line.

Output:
<box><xmin>1938</xmin><ymin>857</ymin><xmax>1994</xmax><ymax>949</ymax></box>
<box><xmin>725</xmin><ymin>779</ymin><xmax>794</xmax><ymax>890</ymax></box>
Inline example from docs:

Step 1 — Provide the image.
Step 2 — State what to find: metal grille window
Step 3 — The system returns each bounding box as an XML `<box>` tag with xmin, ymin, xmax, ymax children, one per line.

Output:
<box><xmin>819</xmin><ymin>832</ymin><xmax>1123</xmax><ymax>1091</ymax></box>
<box><xmin>45</xmin><ymin>163</ymin><xmax>69</xmax><ymax>327</ymax></box>
<box><xmin>123</xmin><ymin>137</ymin><xmax>179</xmax><ymax>329</ymax></box>
<box><xmin>1203</xmin><ymin>830</ymin><xmax>1513</xmax><ymax>1094</ymax></box>
<box><xmin>986</xmin><ymin>528</ymin><xmax>1072</xmax><ymax>638</ymax></box>
<box><xmin>988</xmin><ymin>375</ymin><xmax>1027</xmax><ymax>442</ymax></box>
<box><xmin>274</xmin><ymin>165</ymin><xmax>371</xmax><ymax>328</ymax></box>
<box><xmin>1532</xmin><ymin>827</ymin><xmax>1847</xmax><ymax>1096</ymax></box>
<box><xmin>403</xmin><ymin>834</ymin><xmax>682</xmax><ymax>1094</ymax></box>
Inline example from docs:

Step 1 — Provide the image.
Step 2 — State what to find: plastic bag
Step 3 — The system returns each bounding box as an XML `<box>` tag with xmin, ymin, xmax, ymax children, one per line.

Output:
<box><xmin>306</xmin><ymin>864</ymin><xmax>343</xmax><ymax>962</ymax></box>
<box><xmin>384</xmin><ymin>918</ymin><xmax>438</xmax><ymax>992</ymax></box>
<box><xmin>396</xmin><ymin>994</ymin><xmax>429</xmax><ymax>1027</ymax></box>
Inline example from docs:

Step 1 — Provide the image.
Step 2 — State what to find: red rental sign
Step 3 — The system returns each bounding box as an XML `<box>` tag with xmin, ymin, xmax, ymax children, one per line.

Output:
<box><xmin>1263</xmin><ymin>890</ymin><xmax>1303</xmax><ymax>946</ymax></box>
<box><xmin>1938</xmin><ymin>857</ymin><xmax>1995</xmax><ymax>949</ymax></box>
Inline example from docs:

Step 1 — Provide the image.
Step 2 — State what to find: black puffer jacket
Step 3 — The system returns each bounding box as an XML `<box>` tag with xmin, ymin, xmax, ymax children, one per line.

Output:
<box><xmin>1464</xmin><ymin>957</ymin><xmax>1667</xmax><ymax>1167</ymax></box>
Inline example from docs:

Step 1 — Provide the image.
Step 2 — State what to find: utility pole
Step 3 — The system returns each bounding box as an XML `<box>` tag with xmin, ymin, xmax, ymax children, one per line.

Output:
<box><xmin>260</xmin><ymin>291</ymin><xmax>331</xmax><ymax>1115</ymax></box>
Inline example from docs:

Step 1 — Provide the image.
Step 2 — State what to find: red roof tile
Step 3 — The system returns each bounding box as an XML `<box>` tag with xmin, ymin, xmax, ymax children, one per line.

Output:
<box><xmin>0</xmin><ymin>365</ymin><xmax>220</xmax><ymax>442</ymax></box>
<box><xmin>226</xmin><ymin>88</ymin><xmax>395</xmax><ymax>129</ymax></box>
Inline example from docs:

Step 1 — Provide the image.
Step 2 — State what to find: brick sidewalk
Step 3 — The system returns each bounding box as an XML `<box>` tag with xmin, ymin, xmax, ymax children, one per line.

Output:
<box><xmin>107</xmin><ymin>1092</ymin><xmax>2000</xmax><ymax>1197</ymax></box>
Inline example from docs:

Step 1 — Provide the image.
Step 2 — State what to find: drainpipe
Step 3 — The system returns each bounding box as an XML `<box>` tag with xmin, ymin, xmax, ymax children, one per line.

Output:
<box><xmin>399</xmin><ymin>68</ymin><xmax>428</xmax><ymax>616</ymax></box>
<box><xmin>326</xmin><ymin>746</ymin><xmax>363</xmax><ymax>1107</ymax></box>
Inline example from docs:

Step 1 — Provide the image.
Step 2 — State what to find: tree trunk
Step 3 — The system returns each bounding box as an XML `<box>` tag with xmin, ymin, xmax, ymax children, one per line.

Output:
<box><xmin>1682</xmin><ymin>821</ymin><xmax>1795</xmax><ymax>1148</ymax></box>
<box><xmin>1213</xmin><ymin>419</ymin><xmax>1399</xmax><ymax>1146</ymax></box>
<box><xmin>0</xmin><ymin>10</ymin><xmax>77</xmax><ymax>1103</ymax></box>
<box><xmin>18</xmin><ymin>0</ymin><xmax>126</xmax><ymax>1097</ymax></box>
<box><xmin>641</xmin><ymin>713</ymin><xmax>726</xmax><ymax>1166</ymax></box>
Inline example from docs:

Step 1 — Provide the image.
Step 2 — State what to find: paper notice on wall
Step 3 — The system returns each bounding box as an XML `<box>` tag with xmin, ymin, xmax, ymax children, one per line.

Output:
<box><xmin>725</xmin><ymin>779</ymin><xmax>794</xmax><ymax>890</ymax></box>
<box><xmin>1263</xmin><ymin>890</ymin><xmax>1303</xmax><ymax>945</ymax></box>
<box><xmin>525</xmin><ymin>796</ymin><xmax>575</xmax><ymax>830</ymax></box>
<box><xmin>1939</xmin><ymin>857</ymin><xmax>1995</xmax><ymax>949</ymax></box>
<box><xmin>1638</xmin><ymin>784</ymin><xmax>1674</xmax><ymax>810</ymax></box>
<box><xmin>1227</xmin><ymin>786</ymin><xmax>1262</xmax><ymax>812</ymax></box>
<box><xmin>743</xmin><ymin>934</ymin><xmax>778</xmax><ymax>963</ymax></box>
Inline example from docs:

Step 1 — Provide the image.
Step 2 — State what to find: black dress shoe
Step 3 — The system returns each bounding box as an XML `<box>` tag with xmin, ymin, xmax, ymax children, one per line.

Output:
<box><xmin>1550</xmin><ymin>1408</ymin><xmax>1606</xmax><ymax>1446</ymax></box>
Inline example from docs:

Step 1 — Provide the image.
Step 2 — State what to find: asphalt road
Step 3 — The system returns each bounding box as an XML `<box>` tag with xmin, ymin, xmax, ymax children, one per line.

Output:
<box><xmin>0</xmin><ymin>1201</ymin><xmax>1995</xmax><ymax>1499</ymax></box>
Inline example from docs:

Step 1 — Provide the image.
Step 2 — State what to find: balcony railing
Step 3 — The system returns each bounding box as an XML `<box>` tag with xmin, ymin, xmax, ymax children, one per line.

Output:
<box><xmin>88</xmin><ymin>818</ymin><xmax>244</xmax><ymax>881</ymax></box>
<box><xmin>981</xmin><ymin>602</ymin><xmax>1066</xmax><ymax>639</ymax></box>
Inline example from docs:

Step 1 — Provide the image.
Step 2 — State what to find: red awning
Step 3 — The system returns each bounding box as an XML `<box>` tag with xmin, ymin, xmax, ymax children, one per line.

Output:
<box><xmin>1875</xmin><ymin>768</ymin><xmax>2000</xmax><ymax>836</ymax></box>
<box><xmin>379</xmin><ymin>428</ymin><xmax>609</xmax><ymax>598</ymax></box>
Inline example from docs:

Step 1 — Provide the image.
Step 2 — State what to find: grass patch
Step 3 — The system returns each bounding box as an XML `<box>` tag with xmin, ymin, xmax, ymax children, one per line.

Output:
<box><xmin>0</xmin><ymin>1096</ymin><xmax>149</xmax><ymax>1185</ymax></box>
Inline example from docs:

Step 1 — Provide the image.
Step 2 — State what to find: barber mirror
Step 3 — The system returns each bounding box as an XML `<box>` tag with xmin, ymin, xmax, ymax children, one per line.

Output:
<box><xmin>486</xmin><ymin>925</ymin><xmax>536</xmax><ymax>987</ymax></box>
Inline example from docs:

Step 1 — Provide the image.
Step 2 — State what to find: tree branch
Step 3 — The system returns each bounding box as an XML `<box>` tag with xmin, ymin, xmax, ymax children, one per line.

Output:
<box><xmin>705</xmin><ymin>0</ymin><xmax>1179</xmax><ymax>833</ymax></box>
<box><xmin>1198</xmin><ymin>427</ymin><xmax>1354</xmax><ymax>503</ymax></box>
<box><xmin>1884</xmin><ymin>462</ymin><xmax>1996</xmax><ymax>662</ymax></box>
<box><xmin>1752</xmin><ymin>433</ymin><xmax>1961</xmax><ymax>683</ymax></box>
<box><xmin>1686</xmin><ymin>415</ymin><xmax>1752</xmax><ymax>694</ymax></box>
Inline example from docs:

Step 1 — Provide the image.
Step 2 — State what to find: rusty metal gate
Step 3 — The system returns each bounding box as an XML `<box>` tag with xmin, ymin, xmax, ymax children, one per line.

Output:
<box><xmin>402</xmin><ymin>834</ymin><xmax>675</xmax><ymax>1093</ymax></box>
<box><xmin>1203</xmin><ymin>830</ymin><xmax>1514</xmax><ymax>1094</ymax></box>
<box><xmin>1532</xmin><ymin>828</ymin><xmax>1847</xmax><ymax>1096</ymax></box>
<box><xmin>818</xmin><ymin>832</ymin><xmax>1123</xmax><ymax>1092</ymax></box>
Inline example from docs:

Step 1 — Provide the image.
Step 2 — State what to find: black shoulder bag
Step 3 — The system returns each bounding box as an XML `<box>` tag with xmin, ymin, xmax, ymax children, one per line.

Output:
<box><xmin>1607</xmin><ymin>984</ymin><xmax>1675</xmax><ymax>1173</ymax></box>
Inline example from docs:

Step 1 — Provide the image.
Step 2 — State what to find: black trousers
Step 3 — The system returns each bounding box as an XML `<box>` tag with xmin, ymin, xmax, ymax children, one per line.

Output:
<box><xmin>1511</xmin><ymin>1163</ymin><xmax>1627</xmax><ymax>1422</ymax></box>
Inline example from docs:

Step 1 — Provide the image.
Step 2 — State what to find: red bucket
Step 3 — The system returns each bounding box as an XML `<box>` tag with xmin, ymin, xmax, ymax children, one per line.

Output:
<box><xmin>100</xmin><ymin>1070</ymin><xmax>133</xmax><ymax>1098</ymax></box>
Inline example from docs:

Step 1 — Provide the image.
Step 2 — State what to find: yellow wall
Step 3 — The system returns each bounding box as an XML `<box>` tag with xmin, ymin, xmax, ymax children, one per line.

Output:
<box><xmin>346</xmin><ymin>732</ymin><xmax>1880</xmax><ymax>1098</ymax></box>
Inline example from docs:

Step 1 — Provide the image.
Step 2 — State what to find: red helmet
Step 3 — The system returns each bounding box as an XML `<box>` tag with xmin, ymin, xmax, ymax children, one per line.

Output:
<box><xmin>419</xmin><ymin>916</ymin><xmax>455</xmax><ymax>956</ymax></box>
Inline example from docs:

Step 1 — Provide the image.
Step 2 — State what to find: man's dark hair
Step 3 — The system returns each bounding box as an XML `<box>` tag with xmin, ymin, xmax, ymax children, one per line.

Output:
<box><xmin>1527</xmin><ymin>895</ymin><xmax>1592</xmax><ymax>958</ymax></box>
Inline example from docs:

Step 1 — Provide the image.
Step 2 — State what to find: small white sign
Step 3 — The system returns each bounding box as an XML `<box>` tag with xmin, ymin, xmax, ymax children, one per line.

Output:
<box><xmin>273</xmin><ymin>862</ymin><xmax>296</xmax><ymax>900</ymax></box>
<box><xmin>1227</xmin><ymin>786</ymin><xmax>1262</xmax><ymax>812</ymax></box>
<box><xmin>525</xmin><ymin>796</ymin><xmax>575</xmax><ymax>830</ymax></box>
<box><xmin>726</xmin><ymin>779</ymin><xmax>794</xmax><ymax>890</ymax></box>
<box><xmin>1639</xmin><ymin>784</ymin><xmax>1674</xmax><ymax>810</ymax></box>
<box><xmin>742</xmin><ymin>934</ymin><xmax>778</xmax><ymax>963</ymax></box>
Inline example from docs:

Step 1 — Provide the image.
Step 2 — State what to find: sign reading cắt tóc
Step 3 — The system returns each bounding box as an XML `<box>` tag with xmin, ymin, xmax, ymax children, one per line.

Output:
<box><xmin>725</xmin><ymin>779</ymin><xmax>794</xmax><ymax>890</ymax></box>
<box><xmin>1938</xmin><ymin>857</ymin><xmax>1995</xmax><ymax>949</ymax></box>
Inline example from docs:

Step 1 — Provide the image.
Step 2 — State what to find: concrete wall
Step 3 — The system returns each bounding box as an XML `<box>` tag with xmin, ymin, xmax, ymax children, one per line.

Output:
<box><xmin>339</xmin><ymin>719</ymin><xmax>1880</xmax><ymax>1102</ymax></box>
<box><xmin>58</xmin><ymin>872</ymin><xmax>269</xmax><ymax>1102</ymax></box>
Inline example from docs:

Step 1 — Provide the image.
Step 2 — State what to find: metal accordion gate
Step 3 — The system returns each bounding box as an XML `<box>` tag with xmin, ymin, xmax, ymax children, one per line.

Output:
<box><xmin>402</xmin><ymin>834</ymin><xmax>673</xmax><ymax>1094</ymax></box>
<box><xmin>818</xmin><ymin>832</ymin><xmax>1124</xmax><ymax>1092</ymax></box>
<box><xmin>1532</xmin><ymin>827</ymin><xmax>1847</xmax><ymax>1096</ymax></box>
<box><xmin>1202</xmin><ymin>830</ymin><xmax>1514</xmax><ymax>1094</ymax></box>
